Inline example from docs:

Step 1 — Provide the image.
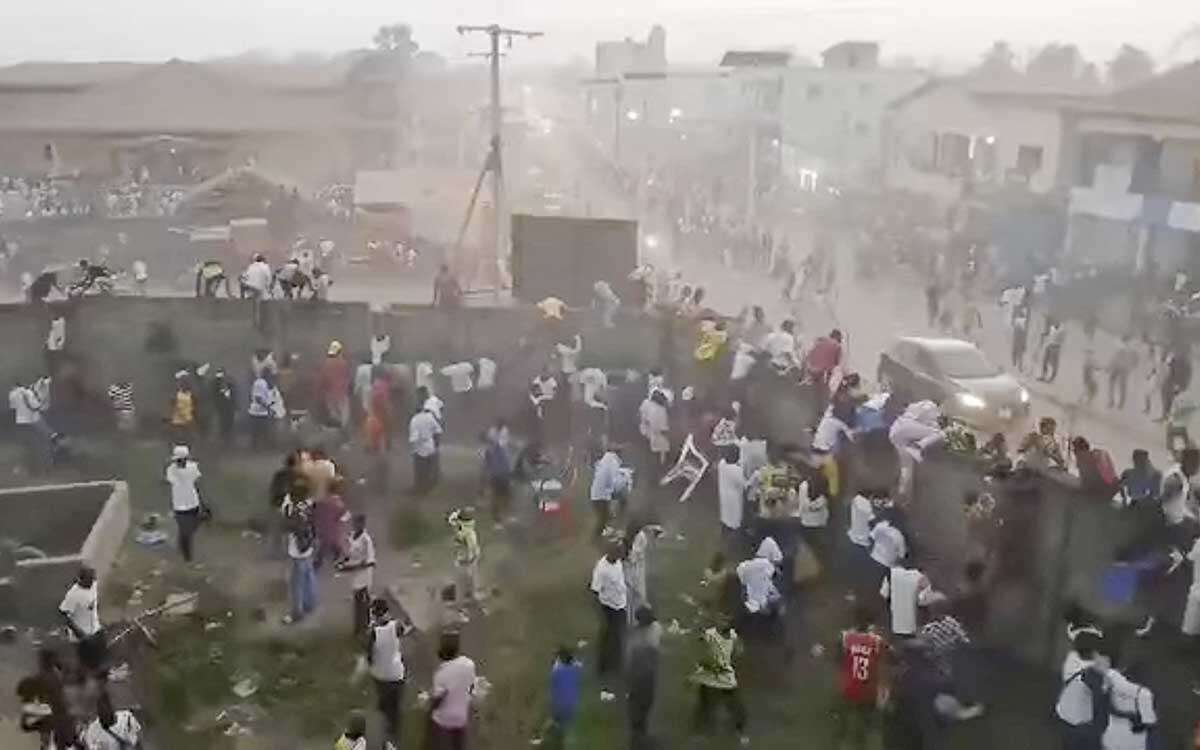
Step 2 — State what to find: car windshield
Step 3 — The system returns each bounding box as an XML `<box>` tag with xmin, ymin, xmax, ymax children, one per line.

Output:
<box><xmin>930</xmin><ymin>346</ymin><xmax>1000</xmax><ymax>379</ymax></box>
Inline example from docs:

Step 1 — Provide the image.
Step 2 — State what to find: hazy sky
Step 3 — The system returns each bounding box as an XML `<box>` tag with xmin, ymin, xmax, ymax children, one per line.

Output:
<box><xmin>4</xmin><ymin>0</ymin><xmax>1198</xmax><ymax>69</ymax></box>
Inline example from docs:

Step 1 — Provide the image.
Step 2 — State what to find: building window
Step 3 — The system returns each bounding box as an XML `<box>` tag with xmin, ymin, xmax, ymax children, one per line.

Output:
<box><xmin>807</xmin><ymin>84</ymin><xmax>822</xmax><ymax>100</ymax></box>
<box><xmin>1016</xmin><ymin>145</ymin><xmax>1044</xmax><ymax>176</ymax></box>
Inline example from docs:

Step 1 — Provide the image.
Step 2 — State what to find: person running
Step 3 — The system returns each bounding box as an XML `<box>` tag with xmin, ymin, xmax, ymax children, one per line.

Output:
<box><xmin>547</xmin><ymin>645</ymin><xmax>583</xmax><ymax>750</ymax></box>
<box><xmin>835</xmin><ymin>605</ymin><xmax>887</xmax><ymax>750</ymax></box>
<box><xmin>366</xmin><ymin>598</ymin><xmax>406</xmax><ymax>750</ymax></box>
<box><xmin>690</xmin><ymin>621</ymin><xmax>749</xmax><ymax>746</ymax></box>
<box><xmin>165</xmin><ymin>444</ymin><xmax>203</xmax><ymax>563</ymax></box>
<box><xmin>591</xmin><ymin>543</ymin><xmax>628</xmax><ymax>677</ymax></box>
<box><xmin>627</xmin><ymin>606</ymin><xmax>662</xmax><ymax>749</ymax></box>
<box><xmin>1054</xmin><ymin>630</ymin><xmax>1109</xmax><ymax>750</ymax></box>
<box><xmin>448</xmin><ymin>507</ymin><xmax>481</xmax><ymax>604</ymax></box>
<box><xmin>409</xmin><ymin>399</ymin><xmax>443</xmax><ymax>496</ymax></box>
<box><xmin>81</xmin><ymin>690</ymin><xmax>141</xmax><ymax>750</ymax></box>
<box><xmin>337</xmin><ymin>513</ymin><xmax>376</xmax><ymax>637</ymax></box>
<box><xmin>282</xmin><ymin>490</ymin><xmax>317</xmax><ymax>625</ymax></box>
<box><xmin>1039</xmin><ymin>319</ymin><xmax>1065</xmax><ymax>383</ymax></box>
<box><xmin>60</xmin><ymin>565</ymin><xmax>107</xmax><ymax>677</ymax></box>
<box><xmin>428</xmin><ymin>632</ymin><xmax>476</xmax><ymax>750</ymax></box>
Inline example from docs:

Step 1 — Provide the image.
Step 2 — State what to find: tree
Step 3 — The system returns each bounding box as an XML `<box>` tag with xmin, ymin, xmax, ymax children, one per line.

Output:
<box><xmin>373</xmin><ymin>24</ymin><xmax>419</xmax><ymax>58</ymax></box>
<box><xmin>1026</xmin><ymin>43</ymin><xmax>1085</xmax><ymax>82</ymax></box>
<box><xmin>974</xmin><ymin>41</ymin><xmax>1017</xmax><ymax>78</ymax></box>
<box><xmin>1107</xmin><ymin>44</ymin><xmax>1155</xmax><ymax>88</ymax></box>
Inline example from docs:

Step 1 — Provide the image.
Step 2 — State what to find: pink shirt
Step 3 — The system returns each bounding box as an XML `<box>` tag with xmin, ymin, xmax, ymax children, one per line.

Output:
<box><xmin>432</xmin><ymin>656</ymin><xmax>477</xmax><ymax>728</ymax></box>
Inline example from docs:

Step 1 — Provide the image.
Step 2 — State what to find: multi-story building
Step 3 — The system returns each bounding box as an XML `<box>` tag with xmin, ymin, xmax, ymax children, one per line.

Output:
<box><xmin>779</xmin><ymin>42</ymin><xmax>927</xmax><ymax>184</ymax></box>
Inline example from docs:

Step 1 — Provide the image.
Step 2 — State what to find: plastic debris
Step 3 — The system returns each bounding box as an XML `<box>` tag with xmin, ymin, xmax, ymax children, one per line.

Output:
<box><xmin>810</xmin><ymin>644</ymin><xmax>826</xmax><ymax>658</ymax></box>
<box><xmin>109</xmin><ymin>662</ymin><xmax>131</xmax><ymax>682</ymax></box>
<box><xmin>135</xmin><ymin>530</ymin><xmax>169</xmax><ymax>546</ymax></box>
<box><xmin>473</xmin><ymin>676</ymin><xmax>493</xmax><ymax>701</ymax></box>
<box><xmin>231</xmin><ymin>675</ymin><xmax>260</xmax><ymax>699</ymax></box>
<box><xmin>666</xmin><ymin>619</ymin><xmax>691</xmax><ymax>636</ymax></box>
<box><xmin>599</xmin><ymin>690</ymin><xmax>616</xmax><ymax>702</ymax></box>
<box><xmin>162</xmin><ymin>592</ymin><xmax>198</xmax><ymax>617</ymax></box>
<box><xmin>240</xmin><ymin>530</ymin><xmax>263</xmax><ymax>541</ymax></box>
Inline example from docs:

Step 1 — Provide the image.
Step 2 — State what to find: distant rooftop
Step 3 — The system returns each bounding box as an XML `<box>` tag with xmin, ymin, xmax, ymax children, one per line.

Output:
<box><xmin>719</xmin><ymin>50</ymin><xmax>793</xmax><ymax>68</ymax></box>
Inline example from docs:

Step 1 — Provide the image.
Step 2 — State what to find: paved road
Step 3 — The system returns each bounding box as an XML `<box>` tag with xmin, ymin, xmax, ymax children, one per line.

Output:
<box><xmin>529</xmin><ymin>99</ymin><xmax>1177</xmax><ymax>469</ymax></box>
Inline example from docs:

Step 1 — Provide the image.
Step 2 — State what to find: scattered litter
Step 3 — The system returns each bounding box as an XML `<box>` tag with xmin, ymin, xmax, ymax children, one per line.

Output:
<box><xmin>810</xmin><ymin>644</ymin><xmax>826</xmax><ymax>658</ymax></box>
<box><xmin>278</xmin><ymin>676</ymin><xmax>297</xmax><ymax>688</ymax></box>
<box><xmin>576</xmin><ymin>639</ymin><xmax>589</xmax><ymax>649</ymax></box>
<box><xmin>204</xmin><ymin>621</ymin><xmax>225</xmax><ymax>632</ymax></box>
<box><xmin>139</xmin><ymin>513</ymin><xmax>162</xmax><ymax>530</ymax></box>
<box><xmin>666</xmin><ymin>619</ymin><xmax>691</xmax><ymax>636</ymax></box>
<box><xmin>162</xmin><ymin>592</ymin><xmax>198</xmax><ymax>617</ymax></box>
<box><xmin>109</xmin><ymin>663</ymin><xmax>131</xmax><ymax>682</ymax></box>
<box><xmin>231</xmin><ymin>675</ymin><xmax>260</xmax><ymax>699</ymax></box>
<box><xmin>134</xmin><ymin>530</ymin><xmax>169</xmax><ymax>546</ymax></box>
<box><xmin>240</xmin><ymin>530</ymin><xmax>263</xmax><ymax>541</ymax></box>
<box><xmin>411</xmin><ymin>561</ymin><xmax>423</xmax><ymax>569</ymax></box>
<box><xmin>678</xmin><ymin>593</ymin><xmax>698</xmax><ymax>608</ymax></box>
<box><xmin>599</xmin><ymin>690</ymin><xmax>616</xmax><ymax>703</ymax></box>
<box><xmin>416</xmin><ymin>690</ymin><xmax>430</xmax><ymax>705</ymax></box>
<box><xmin>471</xmin><ymin>676</ymin><xmax>493</xmax><ymax>702</ymax></box>
<box><xmin>223</xmin><ymin>722</ymin><xmax>251</xmax><ymax>737</ymax></box>
<box><xmin>674</xmin><ymin>533</ymin><xmax>687</xmax><ymax>542</ymax></box>
<box><xmin>530</xmin><ymin>739</ymin><xmax>544</xmax><ymax>746</ymax></box>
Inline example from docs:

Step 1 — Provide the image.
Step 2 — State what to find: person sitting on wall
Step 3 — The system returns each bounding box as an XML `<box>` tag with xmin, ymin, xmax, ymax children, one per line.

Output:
<box><xmin>194</xmin><ymin>259</ymin><xmax>232</xmax><ymax>298</ymax></box>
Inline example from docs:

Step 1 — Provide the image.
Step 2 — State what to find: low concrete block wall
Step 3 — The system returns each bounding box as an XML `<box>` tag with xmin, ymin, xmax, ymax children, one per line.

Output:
<box><xmin>1</xmin><ymin>481</ymin><xmax>129</xmax><ymax>625</ymax></box>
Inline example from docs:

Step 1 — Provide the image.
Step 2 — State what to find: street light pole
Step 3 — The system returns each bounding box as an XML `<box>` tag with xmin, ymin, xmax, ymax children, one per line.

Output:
<box><xmin>456</xmin><ymin>24</ymin><xmax>542</xmax><ymax>294</ymax></box>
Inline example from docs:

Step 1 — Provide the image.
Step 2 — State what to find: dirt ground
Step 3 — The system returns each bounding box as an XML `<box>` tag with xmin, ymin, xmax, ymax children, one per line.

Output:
<box><xmin>1</xmin><ymin>421</ymin><xmax>1195</xmax><ymax>750</ymax></box>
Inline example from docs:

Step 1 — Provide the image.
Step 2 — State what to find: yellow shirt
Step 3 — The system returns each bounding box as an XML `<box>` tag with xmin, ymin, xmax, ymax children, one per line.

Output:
<box><xmin>170</xmin><ymin>390</ymin><xmax>194</xmax><ymax>426</ymax></box>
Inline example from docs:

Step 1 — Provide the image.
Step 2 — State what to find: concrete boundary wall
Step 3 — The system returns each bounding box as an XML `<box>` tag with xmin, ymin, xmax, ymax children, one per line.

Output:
<box><xmin>1</xmin><ymin>480</ymin><xmax>129</xmax><ymax>625</ymax></box>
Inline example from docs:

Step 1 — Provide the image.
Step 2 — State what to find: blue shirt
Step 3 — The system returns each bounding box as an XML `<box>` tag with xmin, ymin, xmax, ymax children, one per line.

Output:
<box><xmin>549</xmin><ymin>660</ymin><xmax>583</xmax><ymax>721</ymax></box>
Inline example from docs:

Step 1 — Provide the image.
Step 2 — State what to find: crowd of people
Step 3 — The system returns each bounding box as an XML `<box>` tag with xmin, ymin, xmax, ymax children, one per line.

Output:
<box><xmin>11</xmin><ymin>224</ymin><xmax>1200</xmax><ymax>750</ymax></box>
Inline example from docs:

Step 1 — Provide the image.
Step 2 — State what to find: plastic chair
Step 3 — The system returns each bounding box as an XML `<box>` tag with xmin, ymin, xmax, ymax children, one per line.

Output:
<box><xmin>660</xmin><ymin>433</ymin><xmax>710</xmax><ymax>503</ymax></box>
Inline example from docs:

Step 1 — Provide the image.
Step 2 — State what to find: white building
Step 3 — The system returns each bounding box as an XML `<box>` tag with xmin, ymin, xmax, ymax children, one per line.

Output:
<box><xmin>883</xmin><ymin>79</ymin><xmax>1087</xmax><ymax>207</ymax></box>
<box><xmin>1060</xmin><ymin>62</ymin><xmax>1200</xmax><ymax>274</ymax></box>
<box><xmin>779</xmin><ymin>42</ymin><xmax>927</xmax><ymax>183</ymax></box>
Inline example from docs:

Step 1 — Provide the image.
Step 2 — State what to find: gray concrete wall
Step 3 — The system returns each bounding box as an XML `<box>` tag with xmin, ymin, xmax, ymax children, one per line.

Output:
<box><xmin>2</xmin><ymin>480</ymin><xmax>129</xmax><ymax>625</ymax></box>
<box><xmin>0</xmin><ymin>297</ymin><xmax>666</xmax><ymax>430</ymax></box>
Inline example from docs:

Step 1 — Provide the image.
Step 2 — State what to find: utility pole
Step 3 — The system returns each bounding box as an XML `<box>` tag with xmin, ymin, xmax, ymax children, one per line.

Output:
<box><xmin>455</xmin><ymin>24</ymin><xmax>542</xmax><ymax>294</ymax></box>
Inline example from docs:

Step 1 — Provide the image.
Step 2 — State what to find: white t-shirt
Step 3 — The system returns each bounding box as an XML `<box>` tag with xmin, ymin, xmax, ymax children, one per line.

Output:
<box><xmin>409</xmin><ymin>411</ymin><xmax>442</xmax><ymax>457</ymax></box>
<box><xmin>591</xmin><ymin>557</ymin><xmax>627</xmax><ymax>611</ymax></box>
<box><xmin>423</xmin><ymin>395</ymin><xmax>445</xmax><ymax>423</ymax></box>
<box><xmin>869</xmin><ymin>521</ymin><xmax>906</xmax><ymax>568</ymax></box>
<box><xmin>415</xmin><ymin>362</ymin><xmax>436</xmax><ymax>393</ymax></box>
<box><xmin>8</xmin><ymin>386</ymin><xmax>41</xmax><ymax>424</ymax></box>
<box><xmin>880</xmin><ymin>566</ymin><xmax>924</xmax><ymax>636</ymax></box>
<box><xmin>1103</xmin><ymin>670</ymin><xmax>1156</xmax><ymax>750</ymax></box>
<box><xmin>797</xmin><ymin>480</ymin><xmax>829</xmax><ymax>528</ymax></box>
<box><xmin>1188</xmin><ymin>538</ymin><xmax>1200</xmax><ymax>594</ymax></box>
<box><xmin>812</xmin><ymin>411</ymin><xmax>852</xmax><ymax>453</ymax></box>
<box><xmin>737</xmin><ymin>557</ymin><xmax>778</xmax><ymax>613</ymax></box>
<box><xmin>441</xmin><ymin>362</ymin><xmax>475</xmax><ymax>393</ymax></box>
<box><xmin>369</xmin><ymin>620</ymin><xmax>407</xmax><ymax>682</ymax></box>
<box><xmin>46</xmin><ymin>317</ymin><xmax>66</xmax><ymax>351</ymax></box>
<box><xmin>763</xmin><ymin>330</ymin><xmax>797</xmax><ymax>370</ymax></box>
<box><xmin>370</xmin><ymin>334</ymin><xmax>391</xmax><ymax>365</ymax></box>
<box><xmin>82</xmin><ymin>711</ymin><xmax>141</xmax><ymax>750</ymax></box>
<box><xmin>730</xmin><ymin>344</ymin><xmax>756</xmax><ymax>381</ymax></box>
<box><xmin>242</xmin><ymin>260</ymin><xmax>273</xmax><ymax>292</ymax></box>
<box><xmin>165</xmin><ymin>460</ymin><xmax>202</xmax><ymax>512</ymax></box>
<box><xmin>432</xmin><ymin>656</ymin><xmax>477</xmax><ymax>729</ymax></box>
<box><xmin>578</xmin><ymin>367</ymin><xmax>608</xmax><ymax>407</ymax></box>
<box><xmin>476</xmin><ymin>358</ymin><xmax>497</xmax><ymax>390</ymax></box>
<box><xmin>347</xmin><ymin>531</ymin><xmax>376</xmax><ymax>590</ymax></box>
<box><xmin>59</xmin><ymin>583</ymin><xmax>100</xmax><ymax>638</ymax></box>
<box><xmin>717</xmin><ymin>459</ymin><xmax>747</xmax><ymax>530</ymax></box>
<box><xmin>534</xmin><ymin>375</ymin><xmax>558</xmax><ymax>401</ymax></box>
<box><xmin>556</xmin><ymin>336</ymin><xmax>582</xmax><ymax>374</ymax></box>
<box><xmin>1055</xmin><ymin>650</ymin><xmax>1097</xmax><ymax>726</ymax></box>
<box><xmin>847</xmin><ymin>495</ymin><xmax>874</xmax><ymax>547</ymax></box>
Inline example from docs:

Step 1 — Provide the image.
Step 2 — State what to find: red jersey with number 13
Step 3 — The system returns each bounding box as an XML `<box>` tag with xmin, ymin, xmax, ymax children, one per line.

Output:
<box><xmin>840</xmin><ymin>630</ymin><xmax>884</xmax><ymax>704</ymax></box>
